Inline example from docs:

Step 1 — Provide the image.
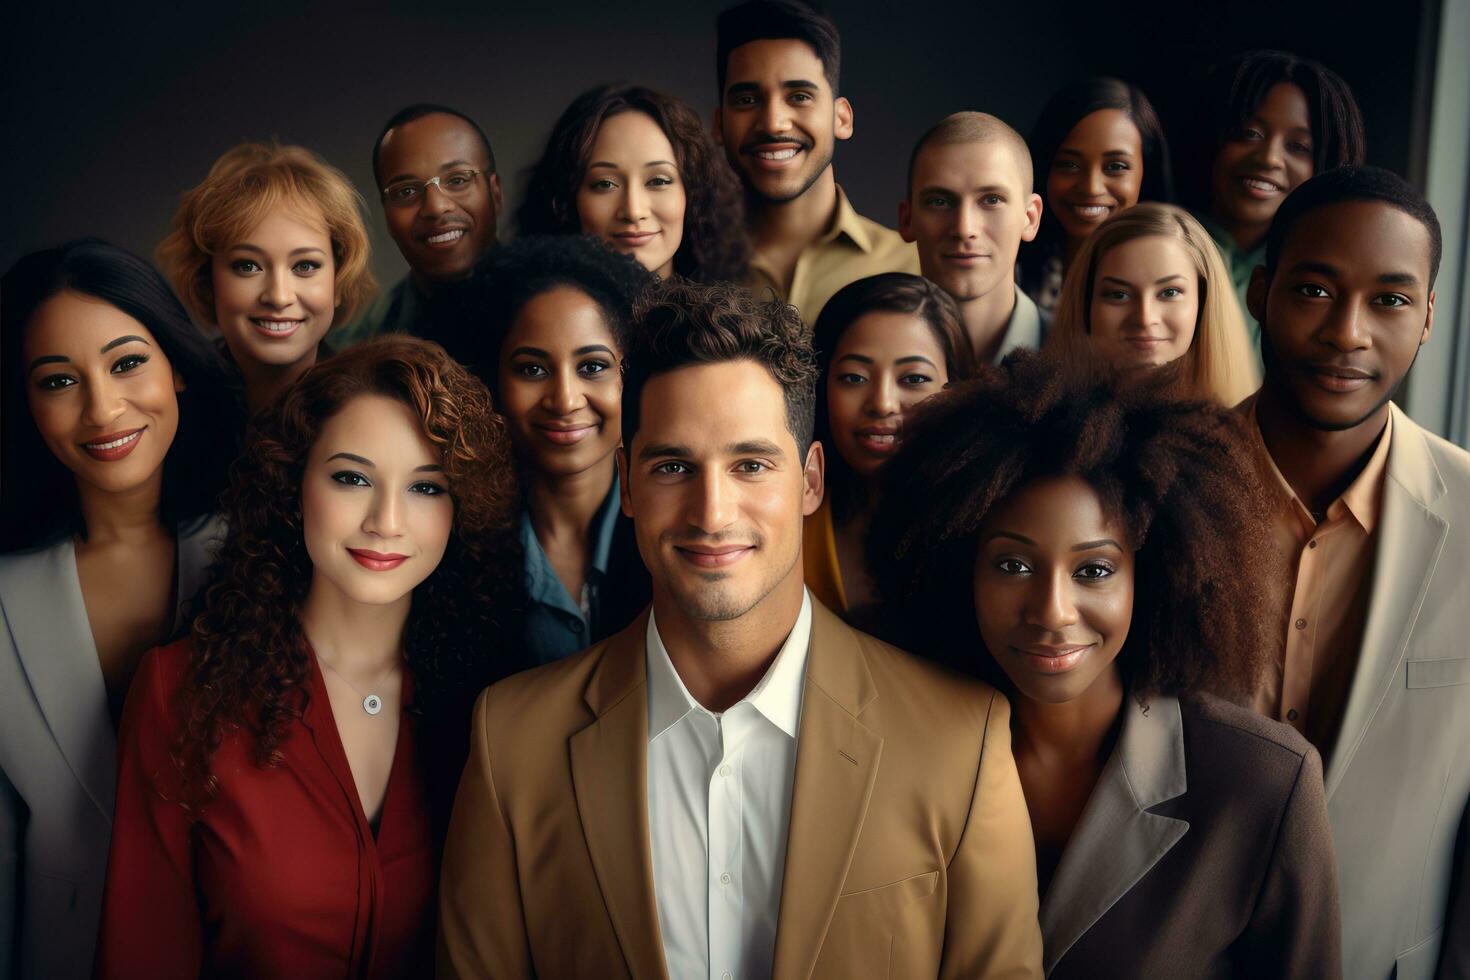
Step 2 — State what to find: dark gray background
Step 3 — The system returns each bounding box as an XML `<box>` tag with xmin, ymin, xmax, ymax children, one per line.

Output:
<box><xmin>0</xmin><ymin>0</ymin><xmax>1433</xmax><ymax>291</ymax></box>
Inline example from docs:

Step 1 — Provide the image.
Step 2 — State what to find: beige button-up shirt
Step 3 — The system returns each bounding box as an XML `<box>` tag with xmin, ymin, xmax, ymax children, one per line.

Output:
<box><xmin>745</xmin><ymin>185</ymin><xmax>919</xmax><ymax>326</ymax></box>
<box><xmin>1250</xmin><ymin>404</ymin><xmax>1393</xmax><ymax>758</ymax></box>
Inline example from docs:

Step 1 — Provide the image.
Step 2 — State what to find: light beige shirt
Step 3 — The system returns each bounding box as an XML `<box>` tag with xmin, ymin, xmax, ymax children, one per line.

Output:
<box><xmin>745</xmin><ymin>185</ymin><xmax>919</xmax><ymax>326</ymax></box>
<box><xmin>1250</xmin><ymin>404</ymin><xmax>1393</xmax><ymax>758</ymax></box>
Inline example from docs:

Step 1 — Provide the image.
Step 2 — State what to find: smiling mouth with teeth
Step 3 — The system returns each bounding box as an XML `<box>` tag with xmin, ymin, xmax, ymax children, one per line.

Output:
<box><xmin>754</xmin><ymin>147</ymin><xmax>801</xmax><ymax>160</ymax></box>
<box><xmin>425</xmin><ymin>229</ymin><xmax>467</xmax><ymax>245</ymax></box>
<box><xmin>86</xmin><ymin>431</ymin><xmax>142</xmax><ymax>451</ymax></box>
<box><xmin>252</xmin><ymin>318</ymin><xmax>304</xmax><ymax>333</ymax></box>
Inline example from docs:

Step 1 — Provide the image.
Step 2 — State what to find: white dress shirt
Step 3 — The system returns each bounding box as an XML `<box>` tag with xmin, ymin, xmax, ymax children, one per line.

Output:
<box><xmin>645</xmin><ymin>590</ymin><xmax>813</xmax><ymax>980</ymax></box>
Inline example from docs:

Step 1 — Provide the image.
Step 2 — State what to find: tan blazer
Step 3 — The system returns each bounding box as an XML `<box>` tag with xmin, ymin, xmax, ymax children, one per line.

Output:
<box><xmin>1310</xmin><ymin>405</ymin><xmax>1470</xmax><ymax>980</ymax></box>
<box><xmin>439</xmin><ymin>599</ymin><xmax>1042</xmax><ymax>979</ymax></box>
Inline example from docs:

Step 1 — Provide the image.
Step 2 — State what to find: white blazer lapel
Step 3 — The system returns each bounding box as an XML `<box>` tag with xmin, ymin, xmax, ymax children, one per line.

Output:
<box><xmin>0</xmin><ymin>540</ymin><xmax>115</xmax><ymax>819</ymax></box>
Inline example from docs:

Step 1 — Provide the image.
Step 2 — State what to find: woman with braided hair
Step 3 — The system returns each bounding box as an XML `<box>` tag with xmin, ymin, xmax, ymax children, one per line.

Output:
<box><xmin>869</xmin><ymin>351</ymin><xmax>1341</xmax><ymax>978</ymax></box>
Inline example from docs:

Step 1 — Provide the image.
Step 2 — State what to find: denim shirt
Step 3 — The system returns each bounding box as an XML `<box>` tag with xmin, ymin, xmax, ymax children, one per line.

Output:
<box><xmin>520</xmin><ymin>473</ymin><xmax>626</xmax><ymax>665</ymax></box>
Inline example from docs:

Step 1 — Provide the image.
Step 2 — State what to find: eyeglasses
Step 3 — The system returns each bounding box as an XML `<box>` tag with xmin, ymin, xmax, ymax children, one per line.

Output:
<box><xmin>381</xmin><ymin>169</ymin><xmax>484</xmax><ymax>207</ymax></box>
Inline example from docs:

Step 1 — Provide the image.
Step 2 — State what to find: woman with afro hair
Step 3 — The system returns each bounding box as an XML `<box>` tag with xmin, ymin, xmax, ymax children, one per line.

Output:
<box><xmin>869</xmin><ymin>351</ymin><xmax>1341</xmax><ymax>978</ymax></box>
<box><xmin>96</xmin><ymin>336</ymin><xmax>519</xmax><ymax>978</ymax></box>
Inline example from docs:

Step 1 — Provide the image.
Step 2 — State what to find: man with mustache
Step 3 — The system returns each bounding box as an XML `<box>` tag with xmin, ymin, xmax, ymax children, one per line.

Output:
<box><xmin>335</xmin><ymin>104</ymin><xmax>503</xmax><ymax>345</ymax></box>
<box><xmin>438</xmin><ymin>280</ymin><xmax>1043</xmax><ymax>979</ymax></box>
<box><xmin>714</xmin><ymin>0</ymin><xmax>918</xmax><ymax>326</ymax></box>
<box><xmin>1243</xmin><ymin>165</ymin><xmax>1470</xmax><ymax>980</ymax></box>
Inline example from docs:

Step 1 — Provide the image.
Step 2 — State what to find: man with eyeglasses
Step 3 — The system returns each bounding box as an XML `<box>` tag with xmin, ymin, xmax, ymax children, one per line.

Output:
<box><xmin>336</xmin><ymin>103</ymin><xmax>503</xmax><ymax>345</ymax></box>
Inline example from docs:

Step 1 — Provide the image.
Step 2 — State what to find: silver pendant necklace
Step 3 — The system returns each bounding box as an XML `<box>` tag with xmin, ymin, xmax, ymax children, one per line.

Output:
<box><xmin>318</xmin><ymin>655</ymin><xmax>401</xmax><ymax>716</ymax></box>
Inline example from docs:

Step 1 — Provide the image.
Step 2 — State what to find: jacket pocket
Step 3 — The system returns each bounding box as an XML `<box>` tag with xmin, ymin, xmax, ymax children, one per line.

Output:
<box><xmin>815</xmin><ymin>871</ymin><xmax>942</xmax><ymax>980</ymax></box>
<box><xmin>1405</xmin><ymin>657</ymin><xmax>1470</xmax><ymax>689</ymax></box>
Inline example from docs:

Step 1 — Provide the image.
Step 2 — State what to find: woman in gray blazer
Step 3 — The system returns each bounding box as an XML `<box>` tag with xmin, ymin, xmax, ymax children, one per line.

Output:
<box><xmin>0</xmin><ymin>241</ymin><xmax>240</xmax><ymax>979</ymax></box>
<box><xmin>873</xmin><ymin>352</ymin><xmax>1342</xmax><ymax>978</ymax></box>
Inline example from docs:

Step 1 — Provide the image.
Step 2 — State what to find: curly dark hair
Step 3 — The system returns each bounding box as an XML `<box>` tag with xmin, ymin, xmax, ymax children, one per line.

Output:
<box><xmin>869</xmin><ymin>350</ymin><xmax>1281</xmax><ymax>702</ymax></box>
<box><xmin>430</xmin><ymin>234</ymin><xmax>652</xmax><ymax>386</ymax></box>
<box><xmin>173</xmin><ymin>336</ymin><xmax>519</xmax><ymax>813</ymax></box>
<box><xmin>623</xmin><ymin>278</ymin><xmax>817</xmax><ymax>456</ymax></box>
<box><xmin>1</xmin><ymin>239</ymin><xmax>242</xmax><ymax>552</ymax></box>
<box><xmin>515</xmin><ymin>84</ymin><xmax>749</xmax><ymax>283</ymax></box>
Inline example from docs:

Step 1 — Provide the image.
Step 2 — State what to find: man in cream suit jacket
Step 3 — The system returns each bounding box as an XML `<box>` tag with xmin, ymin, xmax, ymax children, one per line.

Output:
<box><xmin>439</xmin><ymin>281</ymin><xmax>1042</xmax><ymax>979</ymax></box>
<box><xmin>1244</xmin><ymin>167</ymin><xmax>1470</xmax><ymax>980</ymax></box>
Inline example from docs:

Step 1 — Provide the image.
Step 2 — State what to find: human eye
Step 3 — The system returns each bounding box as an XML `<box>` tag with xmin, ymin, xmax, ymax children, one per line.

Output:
<box><xmin>230</xmin><ymin>259</ymin><xmax>261</xmax><ymax>275</ymax></box>
<box><xmin>35</xmin><ymin>372</ymin><xmax>78</xmax><ymax>392</ymax></box>
<box><xmin>443</xmin><ymin>171</ymin><xmax>474</xmax><ymax>188</ymax></box>
<box><xmin>648</xmin><ymin>174</ymin><xmax>677</xmax><ymax>188</ymax></box>
<box><xmin>1158</xmin><ymin>286</ymin><xmax>1185</xmax><ymax>300</ymax></box>
<box><xmin>579</xmin><ymin>359</ymin><xmax>611</xmax><ymax>377</ymax></box>
<box><xmin>293</xmin><ymin>260</ymin><xmax>323</xmax><ymax>275</ymax></box>
<box><xmin>837</xmin><ymin>372</ymin><xmax>868</xmax><ymax>385</ymax></box>
<box><xmin>653</xmin><ymin>460</ymin><xmax>690</xmax><ymax>476</ymax></box>
<box><xmin>1052</xmin><ymin>159</ymin><xmax>1079</xmax><ymax>172</ymax></box>
<box><xmin>588</xmin><ymin>177</ymin><xmax>619</xmax><ymax>192</ymax></box>
<box><xmin>1294</xmin><ymin>282</ymin><xmax>1331</xmax><ymax>299</ymax></box>
<box><xmin>111</xmin><ymin>353</ymin><xmax>150</xmax><ymax>374</ymax></box>
<box><xmin>1103</xmin><ymin>160</ymin><xmax>1131</xmax><ymax>174</ymax></box>
<box><xmin>410</xmin><ymin>480</ymin><xmax>447</xmax><ymax>496</ymax></box>
<box><xmin>923</xmin><ymin>195</ymin><xmax>952</xmax><ymax>209</ymax></box>
<box><xmin>734</xmin><ymin>459</ymin><xmax>768</xmax><ymax>475</ymax></box>
<box><xmin>788</xmin><ymin>91</ymin><xmax>814</xmax><ymax>105</ymax></box>
<box><xmin>900</xmin><ymin>372</ymin><xmax>934</xmax><ymax>386</ymax></box>
<box><xmin>513</xmin><ymin>362</ymin><xmax>549</xmax><ymax>378</ymax></box>
<box><xmin>386</xmin><ymin>183</ymin><xmax>421</xmax><ymax>204</ymax></box>
<box><xmin>728</xmin><ymin>92</ymin><xmax>757</xmax><ymax>109</ymax></box>
<box><xmin>1074</xmin><ymin>560</ymin><xmax>1115</xmax><ymax>581</ymax></box>
<box><xmin>1237</xmin><ymin>126</ymin><xmax>1265</xmax><ymax>141</ymax></box>
<box><xmin>1100</xmin><ymin>288</ymin><xmax>1130</xmax><ymax>302</ymax></box>
<box><xmin>981</xmin><ymin>193</ymin><xmax>1005</xmax><ymax>207</ymax></box>
<box><xmin>1372</xmin><ymin>293</ymin><xmax>1411</xmax><ymax>308</ymax></box>
<box><xmin>331</xmin><ymin>470</ymin><xmax>371</xmax><ymax>488</ymax></box>
<box><xmin>1287</xmin><ymin>140</ymin><xmax>1313</xmax><ymax>155</ymax></box>
<box><xmin>994</xmin><ymin>557</ymin><xmax>1031</xmax><ymax>575</ymax></box>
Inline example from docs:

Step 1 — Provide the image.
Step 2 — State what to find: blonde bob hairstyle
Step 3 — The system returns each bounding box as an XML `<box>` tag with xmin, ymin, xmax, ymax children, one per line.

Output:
<box><xmin>1046</xmin><ymin>202</ymin><xmax>1259</xmax><ymax>405</ymax></box>
<box><xmin>158</xmin><ymin>142</ymin><xmax>377</xmax><ymax>329</ymax></box>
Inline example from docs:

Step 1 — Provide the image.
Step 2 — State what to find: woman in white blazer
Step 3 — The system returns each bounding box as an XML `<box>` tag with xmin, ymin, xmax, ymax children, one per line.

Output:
<box><xmin>0</xmin><ymin>240</ymin><xmax>240</xmax><ymax>979</ymax></box>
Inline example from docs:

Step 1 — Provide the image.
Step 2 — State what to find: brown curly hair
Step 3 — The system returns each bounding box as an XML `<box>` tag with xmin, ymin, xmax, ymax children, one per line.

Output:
<box><xmin>515</xmin><ymin>84</ymin><xmax>750</xmax><ymax>283</ymax></box>
<box><xmin>869</xmin><ymin>350</ymin><xmax>1282</xmax><ymax>702</ymax></box>
<box><xmin>174</xmin><ymin>336</ymin><xmax>519</xmax><ymax>810</ymax></box>
<box><xmin>622</xmin><ymin>278</ymin><xmax>818</xmax><ymax>456</ymax></box>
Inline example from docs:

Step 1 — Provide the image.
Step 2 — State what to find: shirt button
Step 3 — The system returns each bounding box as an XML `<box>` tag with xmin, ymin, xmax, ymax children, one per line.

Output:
<box><xmin>1294</xmin><ymin>618</ymin><xmax>1307</xmax><ymax>630</ymax></box>
<box><xmin>1287</xmin><ymin>708</ymin><xmax>1299</xmax><ymax>721</ymax></box>
<box><xmin>570</xmin><ymin>620</ymin><xmax>584</xmax><ymax>634</ymax></box>
<box><xmin>719</xmin><ymin>872</ymin><xmax>732</xmax><ymax>885</ymax></box>
<box><xmin>723</xmin><ymin>974</ymin><xmax>733</xmax><ymax>980</ymax></box>
<box><xmin>719</xmin><ymin>764</ymin><xmax>732</xmax><ymax>777</ymax></box>
<box><xmin>1308</xmin><ymin>540</ymin><xmax>1318</xmax><ymax>549</ymax></box>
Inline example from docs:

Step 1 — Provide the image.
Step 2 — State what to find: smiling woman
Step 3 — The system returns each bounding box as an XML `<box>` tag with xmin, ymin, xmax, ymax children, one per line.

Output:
<box><xmin>95</xmin><ymin>336</ymin><xmax>519</xmax><ymax>978</ymax></box>
<box><xmin>157</xmin><ymin>142</ymin><xmax>377</xmax><ymax>414</ymax></box>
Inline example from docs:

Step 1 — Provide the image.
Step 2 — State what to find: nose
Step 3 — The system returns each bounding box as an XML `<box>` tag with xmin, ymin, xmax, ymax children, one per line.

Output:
<box><xmin>1257</xmin><ymin>133</ymin><xmax>1287</xmax><ymax>171</ymax></box>
<box><xmin>1025</xmin><ymin>565</ymin><xmax>1079</xmax><ymax>632</ymax></box>
<box><xmin>1083</xmin><ymin>164</ymin><xmax>1106</xmax><ymax>197</ymax></box>
<box><xmin>545</xmin><ymin>364</ymin><xmax>584</xmax><ymax>416</ymax></box>
<box><xmin>419</xmin><ymin>180</ymin><xmax>455</xmax><ymax>217</ymax></box>
<box><xmin>955</xmin><ymin>200</ymin><xmax>979</xmax><ymax>240</ymax></box>
<box><xmin>619</xmin><ymin>182</ymin><xmax>649</xmax><ymax>223</ymax></box>
<box><xmin>261</xmin><ymin>266</ymin><xmax>293</xmax><ymax>310</ymax></box>
<box><xmin>687</xmin><ymin>468</ymin><xmax>736</xmax><ymax>535</ymax></box>
<box><xmin>1135</xmin><ymin>293</ymin><xmax>1162</xmax><ymax>331</ymax></box>
<box><xmin>761</xmin><ymin>97</ymin><xmax>792</xmax><ymax>136</ymax></box>
<box><xmin>362</xmin><ymin>486</ymin><xmax>405</xmax><ymax>539</ymax></box>
<box><xmin>866</xmin><ymin>373</ymin><xmax>900</xmax><ymax>417</ymax></box>
<box><xmin>81</xmin><ymin>375</ymin><xmax>126</xmax><ymax>429</ymax></box>
<box><xmin>1318</xmin><ymin>296</ymin><xmax>1372</xmax><ymax>353</ymax></box>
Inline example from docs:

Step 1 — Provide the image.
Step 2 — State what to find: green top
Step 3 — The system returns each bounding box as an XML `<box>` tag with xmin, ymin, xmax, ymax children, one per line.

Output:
<box><xmin>330</xmin><ymin>276</ymin><xmax>426</xmax><ymax>348</ymax></box>
<box><xmin>1195</xmin><ymin>211</ymin><xmax>1266</xmax><ymax>373</ymax></box>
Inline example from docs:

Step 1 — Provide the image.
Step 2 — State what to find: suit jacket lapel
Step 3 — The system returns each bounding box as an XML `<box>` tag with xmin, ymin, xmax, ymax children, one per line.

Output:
<box><xmin>0</xmin><ymin>539</ymin><xmax>115</xmax><ymax>818</ymax></box>
<box><xmin>771</xmin><ymin>601</ymin><xmax>883</xmax><ymax>980</ymax></box>
<box><xmin>569</xmin><ymin>612</ymin><xmax>669</xmax><ymax>980</ymax></box>
<box><xmin>1325</xmin><ymin>406</ymin><xmax>1449</xmax><ymax>796</ymax></box>
<box><xmin>1040</xmin><ymin>694</ymin><xmax>1189</xmax><ymax>975</ymax></box>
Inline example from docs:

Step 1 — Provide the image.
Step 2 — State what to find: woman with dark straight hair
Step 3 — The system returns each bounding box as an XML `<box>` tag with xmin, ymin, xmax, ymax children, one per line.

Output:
<box><xmin>516</xmin><ymin>83</ymin><xmax>749</xmax><ymax>283</ymax></box>
<box><xmin>0</xmin><ymin>239</ymin><xmax>239</xmax><ymax>979</ymax></box>
<box><xmin>804</xmin><ymin>272</ymin><xmax>975</xmax><ymax>627</ymax></box>
<box><xmin>1021</xmin><ymin>77</ymin><xmax>1174</xmax><ymax>316</ymax></box>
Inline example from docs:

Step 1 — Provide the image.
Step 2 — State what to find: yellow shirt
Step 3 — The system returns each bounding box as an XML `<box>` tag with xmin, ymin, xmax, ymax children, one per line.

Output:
<box><xmin>745</xmin><ymin>185</ymin><xmax>920</xmax><ymax>326</ymax></box>
<box><xmin>802</xmin><ymin>496</ymin><xmax>847</xmax><ymax>615</ymax></box>
<box><xmin>1249</xmin><ymin>403</ymin><xmax>1393</xmax><ymax>758</ymax></box>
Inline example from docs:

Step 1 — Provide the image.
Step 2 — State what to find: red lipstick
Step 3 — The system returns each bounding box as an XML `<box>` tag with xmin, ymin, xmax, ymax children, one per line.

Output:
<box><xmin>81</xmin><ymin>427</ymin><xmax>144</xmax><ymax>462</ymax></box>
<box><xmin>347</xmin><ymin>548</ymin><xmax>409</xmax><ymax>571</ymax></box>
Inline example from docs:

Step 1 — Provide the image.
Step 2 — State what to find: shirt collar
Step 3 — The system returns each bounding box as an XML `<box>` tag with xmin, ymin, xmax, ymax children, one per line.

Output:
<box><xmin>822</xmin><ymin>184</ymin><xmax>875</xmax><ymax>253</ymax></box>
<box><xmin>1248</xmin><ymin>399</ymin><xmax>1393</xmax><ymax>534</ymax></box>
<box><xmin>645</xmin><ymin>589</ymin><xmax>813</xmax><ymax>741</ymax></box>
<box><xmin>993</xmin><ymin>287</ymin><xmax>1043</xmax><ymax>364</ymax></box>
<box><xmin>520</xmin><ymin>472</ymin><xmax>624</xmax><ymax>608</ymax></box>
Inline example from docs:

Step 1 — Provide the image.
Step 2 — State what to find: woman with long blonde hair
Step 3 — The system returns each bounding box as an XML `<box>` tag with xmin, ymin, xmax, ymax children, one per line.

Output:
<box><xmin>1046</xmin><ymin>202</ymin><xmax>1259</xmax><ymax>404</ymax></box>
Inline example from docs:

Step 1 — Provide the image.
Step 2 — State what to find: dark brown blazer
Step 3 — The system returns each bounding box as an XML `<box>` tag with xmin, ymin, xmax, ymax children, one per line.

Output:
<box><xmin>1045</xmin><ymin>692</ymin><xmax>1341</xmax><ymax>979</ymax></box>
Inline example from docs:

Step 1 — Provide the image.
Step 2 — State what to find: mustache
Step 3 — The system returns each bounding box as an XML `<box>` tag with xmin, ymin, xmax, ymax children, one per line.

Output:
<box><xmin>740</xmin><ymin>133</ymin><xmax>814</xmax><ymax>153</ymax></box>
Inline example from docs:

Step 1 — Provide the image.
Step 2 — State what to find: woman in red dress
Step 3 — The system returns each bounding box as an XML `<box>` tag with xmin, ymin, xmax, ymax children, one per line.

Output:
<box><xmin>97</xmin><ymin>336</ymin><xmax>518</xmax><ymax>978</ymax></box>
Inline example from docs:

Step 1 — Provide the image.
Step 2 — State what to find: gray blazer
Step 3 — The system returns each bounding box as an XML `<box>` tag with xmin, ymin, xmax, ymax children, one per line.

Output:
<box><xmin>0</xmin><ymin>516</ymin><xmax>222</xmax><ymax>980</ymax></box>
<box><xmin>1322</xmin><ymin>405</ymin><xmax>1470</xmax><ymax>980</ymax></box>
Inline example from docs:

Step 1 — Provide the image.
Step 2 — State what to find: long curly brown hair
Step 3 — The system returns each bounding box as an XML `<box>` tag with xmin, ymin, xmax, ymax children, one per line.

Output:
<box><xmin>869</xmin><ymin>350</ymin><xmax>1282</xmax><ymax>702</ymax></box>
<box><xmin>174</xmin><ymin>336</ymin><xmax>519</xmax><ymax>810</ymax></box>
<box><xmin>515</xmin><ymin>84</ymin><xmax>750</xmax><ymax>283</ymax></box>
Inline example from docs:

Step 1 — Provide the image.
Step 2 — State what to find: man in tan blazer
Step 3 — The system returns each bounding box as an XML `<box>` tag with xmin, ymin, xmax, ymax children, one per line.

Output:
<box><xmin>439</xmin><ymin>281</ymin><xmax>1042</xmax><ymax>979</ymax></box>
<box><xmin>1243</xmin><ymin>166</ymin><xmax>1470</xmax><ymax>980</ymax></box>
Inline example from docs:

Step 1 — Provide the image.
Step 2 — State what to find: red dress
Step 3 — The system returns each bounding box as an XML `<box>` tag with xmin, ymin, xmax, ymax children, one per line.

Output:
<box><xmin>96</xmin><ymin>638</ymin><xmax>436</xmax><ymax>979</ymax></box>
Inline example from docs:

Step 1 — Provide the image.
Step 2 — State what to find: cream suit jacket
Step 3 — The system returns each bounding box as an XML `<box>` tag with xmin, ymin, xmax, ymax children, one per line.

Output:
<box><xmin>439</xmin><ymin>598</ymin><xmax>1043</xmax><ymax>979</ymax></box>
<box><xmin>1308</xmin><ymin>405</ymin><xmax>1470</xmax><ymax>980</ymax></box>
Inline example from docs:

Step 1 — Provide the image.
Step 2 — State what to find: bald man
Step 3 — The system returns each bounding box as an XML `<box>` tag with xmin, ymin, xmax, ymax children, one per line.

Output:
<box><xmin>900</xmin><ymin>113</ymin><xmax>1044</xmax><ymax>364</ymax></box>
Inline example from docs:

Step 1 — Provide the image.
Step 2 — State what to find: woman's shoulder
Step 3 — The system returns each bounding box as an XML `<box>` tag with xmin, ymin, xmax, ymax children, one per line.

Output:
<box><xmin>1177</xmin><ymin>691</ymin><xmax>1320</xmax><ymax>792</ymax></box>
<box><xmin>131</xmin><ymin>637</ymin><xmax>196</xmax><ymax>712</ymax></box>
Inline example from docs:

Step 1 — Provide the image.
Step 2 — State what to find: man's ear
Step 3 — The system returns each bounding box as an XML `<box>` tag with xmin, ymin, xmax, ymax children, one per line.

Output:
<box><xmin>834</xmin><ymin>97</ymin><xmax>854</xmax><ymax>142</ymax></box>
<box><xmin>1246</xmin><ymin>265</ymin><xmax>1268</xmax><ymax>325</ymax></box>
<box><xmin>1022</xmin><ymin>192</ymin><xmax>1043</xmax><ymax>242</ymax></box>
<box><xmin>712</xmin><ymin>106</ymin><xmax>725</xmax><ymax>146</ymax></box>
<box><xmin>617</xmin><ymin>447</ymin><xmax>633</xmax><ymax>518</ymax></box>
<box><xmin>1422</xmin><ymin>289</ymin><xmax>1436</xmax><ymax>347</ymax></box>
<box><xmin>488</xmin><ymin>172</ymin><xmax>504</xmax><ymax>216</ymax></box>
<box><xmin>802</xmin><ymin>440</ymin><xmax>825</xmax><ymax>517</ymax></box>
<box><xmin>898</xmin><ymin>198</ymin><xmax>914</xmax><ymax>243</ymax></box>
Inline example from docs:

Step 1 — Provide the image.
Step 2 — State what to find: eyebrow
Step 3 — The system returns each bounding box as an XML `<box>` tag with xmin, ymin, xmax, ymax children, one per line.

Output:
<box><xmin>231</xmin><ymin>244</ymin><xmax>328</xmax><ymax>257</ymax></box>
<box><xmin>326</xmin><ymin>452</ymin><xmax>442</xmax><ymax>473</ymax></box>
<box><xmin>984</xmin><ymin>531</ymin><xmax>1124</xmax><ymax>551</ymax></box>
<box><xmin>1055</xmin><ymin>148</ymin><xmax>1134</xmax><ymax>157</ymax></box>
<box><xmin>637</xmin><ymin>438</ymin><xmax>787</xmax><ymax>461</ymax></box>
<box><xmin>1100</xmin><ymin>274</ymin><xmax>1187</xmax><ymax>287</ymax></box>
<box><xmin>509</xmin><ymin>344</ymin><xmax>617</xmax><ymax>359</ymax></box>
<box><xmin>382</xmin><ymin>159</ymin><xmax>474</xmax><ymax>185</ymax></box>
<box><xmin>28</xmin><ymin>335</ymin><xmax>151</xmax><ymax>373</ymax></box>
<box><xmin>587</xmin><ymin>160</ymin><xmax>676</xmax><ymax>170</ymax></box>
<box><xmin>1287</xmin><ymin>260</ymin><xmax>1340</xmax><ymax>278</ymax></box>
